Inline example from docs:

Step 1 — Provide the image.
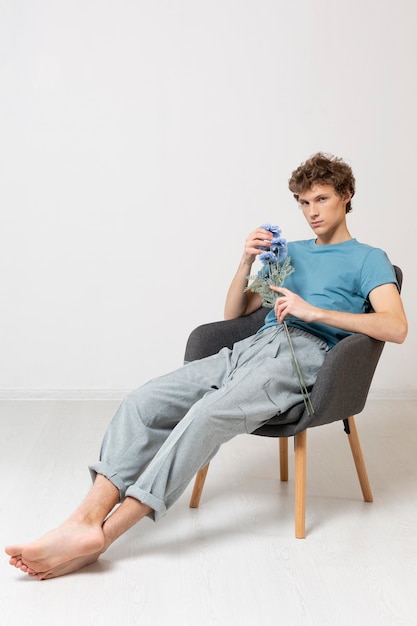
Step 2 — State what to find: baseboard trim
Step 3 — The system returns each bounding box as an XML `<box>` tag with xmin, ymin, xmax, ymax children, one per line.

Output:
<box><xmin>368</xmin><ymin>388</ymin><xmax>417</xmax><ymax>400</ymax></box>
<box><xmin>0</xmin><ymin>389</ymin><xmax>130</xmax><ymax>401</ymax></box>
<box><xmin>0</xmin><ymin>388</ymin><xmax>416</xmax><ymax>401</ymax></box>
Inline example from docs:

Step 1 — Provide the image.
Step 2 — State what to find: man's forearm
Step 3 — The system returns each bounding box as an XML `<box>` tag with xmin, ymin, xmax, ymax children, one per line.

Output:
<box><xmin>224</xmin><ymin>259</ymin><xmax>262</xmax><ymax>320</ymax></box>
<box><xmin>273</xmin><ymin>284</ymin><xmax>408</xmax><ymax>345</ymax></box>
<box><xmin>312</xmin><ymin>308</ymin><xmax>408</xmax><ymax>344</ymax></box>
<box><xmin>224</xmin><ymin>261</ymin><xmax>251</xmax><ymax>319</ymax></box>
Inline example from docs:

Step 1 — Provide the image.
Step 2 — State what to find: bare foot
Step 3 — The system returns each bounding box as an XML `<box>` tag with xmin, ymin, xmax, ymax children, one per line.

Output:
<box><xmin>29</xmin><ymin>550</ymin><xmax>103</xmax><ymax>581</ymax></box>
<box><xmin>5</xmin><ymin>519</ymin><xmax>105</xmax><ymax>576</ymax></box>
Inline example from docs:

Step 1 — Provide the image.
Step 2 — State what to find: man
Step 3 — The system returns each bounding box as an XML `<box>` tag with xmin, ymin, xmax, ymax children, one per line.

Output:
<box><xmin>6</xmin><ymin>153</ymin><xmax>407</xmax><ymax>580</ymax></box>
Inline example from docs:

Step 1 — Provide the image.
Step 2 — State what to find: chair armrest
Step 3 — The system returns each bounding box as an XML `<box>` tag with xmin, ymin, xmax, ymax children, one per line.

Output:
<box><xmin>255</xmin><ymin>332</ymin><xmax>385</xmax><ymax>437</ymax></box>
<box><xmin>184</xmin><ymin>308</ymin><xmax>267</xmax><ymax>362</ymax></box>
<box><xmin>295</xmin><ymin>332</ymin><xmax>385</xmax><ymax>432</ymax></box>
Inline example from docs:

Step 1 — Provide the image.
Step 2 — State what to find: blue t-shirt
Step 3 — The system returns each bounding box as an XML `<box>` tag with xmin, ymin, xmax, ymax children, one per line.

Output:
<box><xmin>259</xmin><ymin>238</ymin><xmax>398</xmax><ymax>348</ymax></box>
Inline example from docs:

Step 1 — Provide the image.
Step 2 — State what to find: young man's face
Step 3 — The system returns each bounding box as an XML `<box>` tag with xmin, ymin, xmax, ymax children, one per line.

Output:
<box><xmin>297</xmin><ymin>184</ymin><xmax>351</xmax><ymax>244</ymax></box>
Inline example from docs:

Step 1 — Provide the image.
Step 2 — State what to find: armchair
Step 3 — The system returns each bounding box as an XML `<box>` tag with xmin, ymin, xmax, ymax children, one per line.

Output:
<box><xmin>184</xmin><ymin>266</ymin><xmax>402</xmax><ymax>538</ymax></box>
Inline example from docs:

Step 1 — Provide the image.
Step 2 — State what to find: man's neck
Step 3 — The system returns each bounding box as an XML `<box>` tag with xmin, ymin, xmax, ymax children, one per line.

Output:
<box><xmin>315</xmin><ymin>229</ymin><xmax>352</xmax><ymax>245</ymax></box>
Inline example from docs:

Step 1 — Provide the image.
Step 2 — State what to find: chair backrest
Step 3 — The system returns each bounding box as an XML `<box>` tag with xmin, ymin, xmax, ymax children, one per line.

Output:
<box><xmin>394</xmin><ymin>265</ymin><xmax>403</xmax><ymax>290</ymax></box>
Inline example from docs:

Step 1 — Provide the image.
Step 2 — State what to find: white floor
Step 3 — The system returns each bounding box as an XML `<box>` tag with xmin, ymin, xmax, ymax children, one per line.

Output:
<box><xmin>1</xmin><ymin>398</ymin><xmax>417</xmax><ymax>626</ymax></box>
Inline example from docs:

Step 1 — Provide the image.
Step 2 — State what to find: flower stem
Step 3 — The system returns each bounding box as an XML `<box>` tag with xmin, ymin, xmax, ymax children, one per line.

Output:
<box><xmin>283</xmin><ymin>321</ymin><xmax>314</xmax><ymax>416</ymax></box>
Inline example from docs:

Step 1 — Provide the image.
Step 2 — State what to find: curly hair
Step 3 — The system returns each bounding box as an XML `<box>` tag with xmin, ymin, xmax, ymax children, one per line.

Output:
<box><xmin>288</xmin><ymin>152</ymin><xmax>356</xmax><ymax>213</ymax></box>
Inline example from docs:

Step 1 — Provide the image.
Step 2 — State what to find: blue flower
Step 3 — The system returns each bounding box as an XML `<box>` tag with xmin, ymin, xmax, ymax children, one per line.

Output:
<box><xmin>259</xmin><ymin>230</ymin><xmax>288</xmax><ymax>266</ymax></box>
<box><xmin>259</xmin><ymin>250</ymin><xmax>278</xmax><ymax>265</ymax></box>
<box><xmin>260</xmin><ymin>223</ymin><xmax>282</xmax><ymax>238</ymax></box>
<box><xmin>271</xmin><ymin>236</ymin><xmax>288</xmax><ymax>263</ymax></box>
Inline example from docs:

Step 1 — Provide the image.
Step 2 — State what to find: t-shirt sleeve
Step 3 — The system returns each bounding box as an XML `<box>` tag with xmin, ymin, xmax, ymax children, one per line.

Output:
<box><xmin>361</xmin><ymin>248</ymin><xmax>398</xmax><ymax>300</ymax></box>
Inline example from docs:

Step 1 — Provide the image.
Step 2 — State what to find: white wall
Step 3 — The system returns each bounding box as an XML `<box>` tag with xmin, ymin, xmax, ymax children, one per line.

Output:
<box><xmin>1</xmin><ymin>0</ymin><xmax>415</xmax><ymax>395</ymax></box>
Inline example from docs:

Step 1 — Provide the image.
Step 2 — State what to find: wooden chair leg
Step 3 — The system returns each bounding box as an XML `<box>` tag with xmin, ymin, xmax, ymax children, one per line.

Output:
<box><xmin>346</xmin><ymin>415</ymin><xmax>373</xmax><ymax>503</ymax></box>
<box><xmin>279</xmin><ymin>437</ymin><xmax>289</xmax><ymax>481</ymax></box>
<box><xmin>189</xmin><ymin>463</ymin><xmax>210</xmax><ymax>508</ymax></box>
<box><xmin>294</xmin><ymin>430</ymin><xmax>307</xmax><ymax>539</ymax></box>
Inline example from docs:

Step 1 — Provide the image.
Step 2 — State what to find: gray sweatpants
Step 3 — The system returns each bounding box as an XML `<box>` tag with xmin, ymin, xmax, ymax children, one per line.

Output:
<box><xmin>89</xmin><ymin>326</ymin><xmax>329</xmax><ymax>521</ymax></box>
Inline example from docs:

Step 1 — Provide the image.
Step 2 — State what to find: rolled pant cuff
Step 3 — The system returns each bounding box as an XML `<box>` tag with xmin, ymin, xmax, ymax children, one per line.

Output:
<box><xmin>125</xmin><ymin>485</ymin><xmax>167</xmax><ymax>522</ymax></box>
<box><xmin>88</xmin><ymin>461</ymin><xmax>128</xmax><ymax>499</ymax></box>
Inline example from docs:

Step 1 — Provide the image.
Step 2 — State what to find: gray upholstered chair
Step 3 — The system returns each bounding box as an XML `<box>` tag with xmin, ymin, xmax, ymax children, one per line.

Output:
<box><xmin>184</xmin><ymin>266</ymin><xmax>402</xmax><ymax>538</ymax></box>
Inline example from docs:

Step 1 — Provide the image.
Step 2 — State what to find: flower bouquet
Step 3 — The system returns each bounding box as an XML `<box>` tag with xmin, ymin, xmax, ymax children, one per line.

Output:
<box><xmin>245</xmin><ymin>223</ymin><xmax>314</xmax><ymax>416</ymax></box>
